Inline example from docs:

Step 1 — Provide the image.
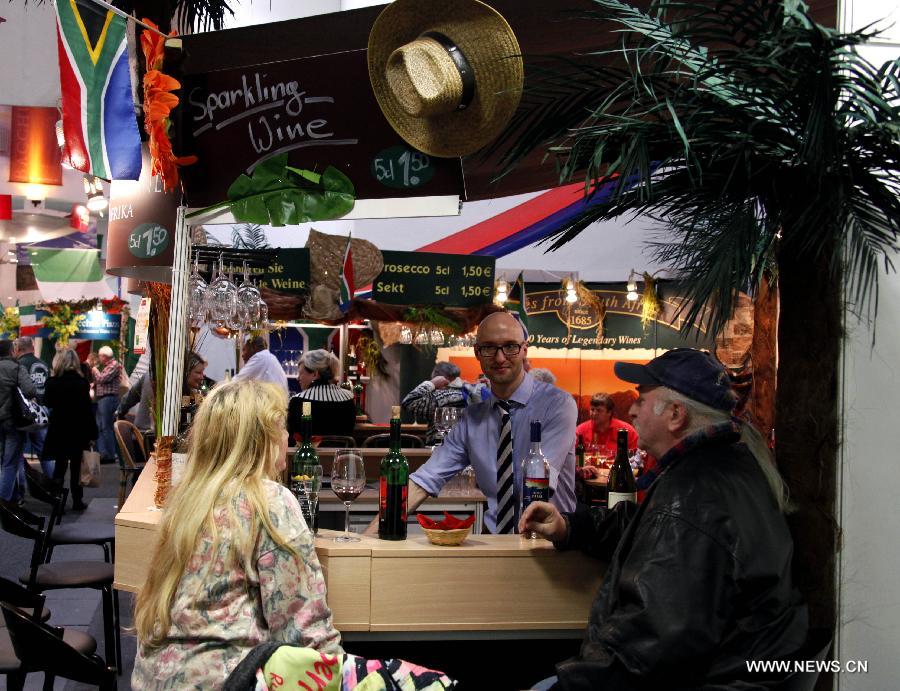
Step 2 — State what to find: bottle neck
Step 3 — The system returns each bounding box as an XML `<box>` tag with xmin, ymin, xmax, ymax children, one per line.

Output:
<box><xmin>529</xmin><ymin>441</ymin><xmax>542</xmax><ymax>455</ymax></box>
<box><xmin>389</xmin><ymin>417</ymin><xmax>402</xmax><ymax>451</ymax></box>
<box><xmin>300</xmin><ymin>415</ymin><xmax>313</xmax><ymax>447</ymax></box>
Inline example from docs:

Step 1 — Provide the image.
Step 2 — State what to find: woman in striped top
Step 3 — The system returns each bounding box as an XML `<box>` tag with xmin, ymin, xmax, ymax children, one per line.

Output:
<box><xmin>287</xmin><ymin>349</ymin><xmax>355</xmax><ymax>439</ymax></box>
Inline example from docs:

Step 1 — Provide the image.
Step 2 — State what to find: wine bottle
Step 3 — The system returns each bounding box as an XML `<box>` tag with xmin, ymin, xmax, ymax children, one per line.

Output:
<box><xmin>607</xmin><ymin>428</ymin><xmax>637</xmax><ymax>509</ymax></box>
<box><xmin>575</xmin><ymin>436</ymin><xmax>585</xmax><ymax>469</ymax></box>
<box><xmin>378</xmin><ymin>405</ymin><xmax>409</xmax><ymax>540</ymax></box>
<box><xmin>521</xmin><ymin>420</ymin><xmax>550</xmax><ymax>539</ymax></box>
<box><xmin>291</xmin><ymin>401</ymin><xmax>322</xmax><ymax>533</ymax></box>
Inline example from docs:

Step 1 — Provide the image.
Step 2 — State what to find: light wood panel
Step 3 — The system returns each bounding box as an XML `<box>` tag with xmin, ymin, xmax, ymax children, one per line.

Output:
<box><xmin>319</xmin><ymin>554</ymin><xmax>371</xmax><ymax>632</ymax></box>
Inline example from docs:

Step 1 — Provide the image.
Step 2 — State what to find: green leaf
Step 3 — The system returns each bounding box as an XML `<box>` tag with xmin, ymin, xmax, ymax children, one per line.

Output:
<box><xmin>187</xmin><ymin>155</ymin><xmax>356</xmax><ymax>226</ymax></box>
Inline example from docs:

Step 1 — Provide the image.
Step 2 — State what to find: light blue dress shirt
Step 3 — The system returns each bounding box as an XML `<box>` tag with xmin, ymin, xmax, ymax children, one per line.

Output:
<box><xmin>410</xmin><ymin>373</ymin><xmax>577</xmax><ymax>533</ymax></box>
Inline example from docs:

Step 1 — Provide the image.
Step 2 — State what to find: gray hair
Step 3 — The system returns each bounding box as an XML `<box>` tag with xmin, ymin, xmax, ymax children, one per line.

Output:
<box><xmin>98</xmin><ymin>345</ymin><xmax>114</xmax><ymax>358</ymax></box>
<box><xmin>654</xmin><ymin>387</ymin><xmax>790</xmax><ymax>513</ymax></box>
<box><xmin>301</xmin><ymin>349</ymin><xmax>339</xmax><ymax>382</ymax></box>
<box><xmin>432</xmin><ymin>361</ymin><xmax>461</xmax><ymax>380</ymax></box>
<box><xmin>13</xmin><ymin>336</ymin><xmax>34</xmax><ymax>354</ymax></box>
<box><xmin>529</xmin><ymin>368</ymin><xmax>557</xmax><ymax>385</ymax></box>
<box><xmin>52</xmin><ymin>348</ymin><xmax>82</xmax><ymax>377</ymax></box>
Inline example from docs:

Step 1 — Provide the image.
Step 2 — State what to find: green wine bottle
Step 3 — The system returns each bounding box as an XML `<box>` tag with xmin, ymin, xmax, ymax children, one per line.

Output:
<box><xmin>378</xmin><ymin>405</ymin><xmax>409</xmax><ymax>540</ymax></box>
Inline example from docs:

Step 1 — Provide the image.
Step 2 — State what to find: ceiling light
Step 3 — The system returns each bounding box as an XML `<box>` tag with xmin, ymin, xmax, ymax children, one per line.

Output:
<box><xmin>24</xmin><ymin>184</ymin><xmax>46</xmax><ymax>204</ymax></box>
<box><xmin>84</xmin><ymin>175</ymin><xmax>108</xmax><ymax>211</ymax></box>
<box><xmin>626</xmin><ymin>269</ymin><xmax>640</xmax><ymax>301</ymax></box>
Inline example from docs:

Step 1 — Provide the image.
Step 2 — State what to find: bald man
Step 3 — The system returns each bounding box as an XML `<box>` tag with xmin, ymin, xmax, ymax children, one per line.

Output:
<box><xmin>383</xmin><ymin>312</ymin><xmax>577</xmax><ymax>534</ymax></box>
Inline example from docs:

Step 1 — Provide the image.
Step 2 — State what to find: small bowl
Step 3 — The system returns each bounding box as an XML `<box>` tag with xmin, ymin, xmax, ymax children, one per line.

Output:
<box><xmin>422</xmin><ymin>526</ymin><xmax>472</xmax><ymax>546</ymax></box>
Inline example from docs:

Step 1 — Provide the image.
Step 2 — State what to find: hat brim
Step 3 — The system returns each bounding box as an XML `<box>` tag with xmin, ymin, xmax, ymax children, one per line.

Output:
<box><xmin>614</xmin><ymin>362</ymin><xmax>661</xmax><ymax>387</ymax></box>
<box><xmin>367</xmin><ymin>0</ymin><xmax>523</xmax><ymax>158</ymax></box>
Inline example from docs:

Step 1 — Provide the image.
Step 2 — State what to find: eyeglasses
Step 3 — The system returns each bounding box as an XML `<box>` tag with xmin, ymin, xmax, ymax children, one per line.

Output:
<box><xmin>475</xmin><ymin>342</ymin><xmax>524</xmax><ymax>358</ymax></box>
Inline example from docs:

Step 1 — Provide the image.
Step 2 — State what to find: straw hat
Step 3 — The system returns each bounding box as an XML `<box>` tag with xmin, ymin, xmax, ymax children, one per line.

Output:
<box><xmin>367</xmin><ymin>0</ymin><xmax>523</xmax><ymax>158</ymax></box>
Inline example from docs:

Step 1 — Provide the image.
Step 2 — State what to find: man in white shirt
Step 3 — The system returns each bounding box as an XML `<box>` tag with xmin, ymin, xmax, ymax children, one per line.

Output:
<box><xmin>233</xmin><ymin>335</ymin><xmax>289</xmax><ymax>396</ymax></box>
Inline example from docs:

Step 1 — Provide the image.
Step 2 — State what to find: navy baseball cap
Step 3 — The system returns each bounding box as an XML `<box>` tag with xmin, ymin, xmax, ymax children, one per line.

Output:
<box><xmin>614</xmin><ymin>349</ymin><xmax>737</xmax><ymax>412</ymax></box>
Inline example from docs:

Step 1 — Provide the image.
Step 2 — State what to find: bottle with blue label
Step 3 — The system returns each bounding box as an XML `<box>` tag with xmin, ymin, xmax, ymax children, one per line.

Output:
<box><xmin>521</xmin><ymin>419</ymin><xmax>550</xmax><ymax>539</ymax></box>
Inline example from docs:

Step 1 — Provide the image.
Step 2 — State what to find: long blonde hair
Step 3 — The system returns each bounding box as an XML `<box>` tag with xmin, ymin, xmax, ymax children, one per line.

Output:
<box><xmin>51</xmin><ymin>348</ymin><xmax>82</xmax><ymax>377</ymax></box>
<box><xmin>133</xmin><ymin>379</ymin><xmax>291</xmax><ymax>648</ymax></box>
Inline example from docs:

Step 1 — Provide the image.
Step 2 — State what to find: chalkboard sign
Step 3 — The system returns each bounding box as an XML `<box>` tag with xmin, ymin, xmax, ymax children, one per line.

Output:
<box><xmin>257</xmin><ymin>248</ymin><xmax>311</xmax><ymax>295</ymax></box>
<box><xmin>178</xmin><ymin>50</ymin><xmax>463</xmax><ymax>209</ymax></box>
<box><xmin>373</xmin><ymin>251</ymin><xmax>495</xmax><ymax>307</ymax></box>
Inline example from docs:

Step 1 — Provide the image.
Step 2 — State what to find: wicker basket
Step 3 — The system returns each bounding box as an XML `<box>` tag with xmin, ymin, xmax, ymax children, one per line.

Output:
<box><xmin>422</xmin><ymin>526</ymin><xmax>472</xmax><ymax>546</ymax></box>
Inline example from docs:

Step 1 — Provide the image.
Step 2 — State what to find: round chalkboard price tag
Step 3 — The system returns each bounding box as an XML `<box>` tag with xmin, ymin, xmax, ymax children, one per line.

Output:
<box><xmin>371</xmin><ymin>147</ymin><xmax>434</xmax><ymax>189</ymax></box>
<box><xmin>128</xmin><ymin>223</ymin><xmax>170</xmax><ymax>259</ymax></box>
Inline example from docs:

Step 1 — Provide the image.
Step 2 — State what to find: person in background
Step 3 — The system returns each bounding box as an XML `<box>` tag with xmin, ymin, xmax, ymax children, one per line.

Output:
<box><xmin>373</xmin><ymin>312</ymin><xmax>577</xmax><ymax>535</ymax></box>
<box><xmin>575</xmin><ymin>392</ymin><xmax>638</xmax><ymax>459</ymax></box>
<box><xmin>92</xmin><ymin>345</ymin><xmax>122</xmax><ymax>464</ymax></box>
<box><xmin>116</xmin><ymin>372</ymin><xmax>155</xmax><ymax>436</ymax></box>
<box><xmin>183</xmin><ymin>352</ymin><xmax>208</xmax><ymax>396</ymax></box>
<box><xmin>288</xmin><ymin>349</ymin><xmax>355</xmax><ymax>438</ymax></box>
<box><xmin>401</xmin><ymin>361</ymin><xmax>490</xmax><ymax>445</ymax></box>
<box><xmin>0</xmin><ymin>339</ymin><xmax>37</xmax><ymax>506</ymax></box>
<box><xmin>44</xmin><ymin>348</ymin><xmax>97</xmax><ymax>511</ymax></box>
<box><xmin>521</xmin><ymin>349</ymin><xmax>807</xmax><ymax>689</ymax></box>
<box><xmin>528</xmin><ymin>367</ymin><xmax>557</xmax><ymax>385</ymax></box>
<box><xmin>233</xmin><ymin>335</ymin><xmax>289</xmax><ymax>396</ymax></box>
<box><xmin>132</xmin><ymin>379</ymin><xmax>341</xmax><ymax>689</ymax></box>
<box><xmin>13</xmin><ymin>337</ymin><xmax>54</xmax><ymax>482</ymax></box>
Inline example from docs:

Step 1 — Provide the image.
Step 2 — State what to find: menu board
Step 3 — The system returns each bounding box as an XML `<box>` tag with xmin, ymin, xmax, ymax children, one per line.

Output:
<box><xmin>373</xmin><ymin>251</ymin><xmax>495</xmax><ymax>307</ymax></box>
<box><xmin>256</xmin><ymin>248</ymin><xmax>310</xmax><ymax>295</ymax></box>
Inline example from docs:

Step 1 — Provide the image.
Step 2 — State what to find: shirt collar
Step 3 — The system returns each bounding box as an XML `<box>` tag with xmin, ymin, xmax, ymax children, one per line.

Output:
<box><xmin>492</xmin><ymin>372</ymin><xmax>535</xmax><ymax>409</ymax></box>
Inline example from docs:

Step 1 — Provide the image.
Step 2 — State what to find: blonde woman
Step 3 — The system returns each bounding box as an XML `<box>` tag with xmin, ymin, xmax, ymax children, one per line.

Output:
<box><xmin>133</xmin><ymin>379</ymin><xmax>341</xmax><ymax>689</ymax></box>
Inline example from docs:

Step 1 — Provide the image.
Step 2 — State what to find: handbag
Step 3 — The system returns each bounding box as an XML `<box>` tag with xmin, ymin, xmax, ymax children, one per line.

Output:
<box><xmin>12</xmin><ymin>386</ymin><xmax>49</xmax><ymax>432</ymax></box>
<box><xmin>80</xmin><ymin>447</ymin><xmax>102</xmax><ymax>488</ymax></box>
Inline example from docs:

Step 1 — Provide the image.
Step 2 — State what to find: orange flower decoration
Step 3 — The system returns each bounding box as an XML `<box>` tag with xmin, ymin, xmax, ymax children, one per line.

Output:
<box><xmin>141</xmin><ymin>19</ymin><xmax>197</xmax><ymax>193</ymax></box>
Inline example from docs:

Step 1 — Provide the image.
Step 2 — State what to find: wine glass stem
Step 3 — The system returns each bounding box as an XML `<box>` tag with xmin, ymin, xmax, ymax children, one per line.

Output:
<box><xmin>344</xmin><ymin>501</ymin><xmax>351</xmax><ymax>538</ymax></box>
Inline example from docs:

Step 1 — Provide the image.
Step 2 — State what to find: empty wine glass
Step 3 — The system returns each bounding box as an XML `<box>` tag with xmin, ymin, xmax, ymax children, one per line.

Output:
<box><xmin>237</xmin><ymin>261</ymin><xmax>261</xmax><ymax>328</ymax></box>
<box><xmin>433</xmin><ymin>407</ymin><xmax>460</xmax><ymax>446</ymax></box>
<box><xmin>332</xmin><ymin>449</ymin><xmax>366</xmax><ymax>543</ymax></box>
<box><xmin>429</xmin><ymin>329</ymin><xmax>445</xmax><ymax>346</ymax></box>
<box><xmin>208</xmin><ymin>255</ymin><xmax>237</xmax><ymax>338</ymax></box>
<box><xmin>399</xmin><ymin>326</ymin><xmax>413</xmax><ymax>344</ymax></box>
<box><xmin>188</xmin><ymin>252</ymin><xmax>208</xmax><ymax>332</ymax></box>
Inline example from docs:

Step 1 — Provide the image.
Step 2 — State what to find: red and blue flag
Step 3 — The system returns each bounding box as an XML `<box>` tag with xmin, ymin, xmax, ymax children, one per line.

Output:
<box><xmin>55</xmin><ymin>0</ymin><xmax>141</xmax><ymax>180</ymax></box>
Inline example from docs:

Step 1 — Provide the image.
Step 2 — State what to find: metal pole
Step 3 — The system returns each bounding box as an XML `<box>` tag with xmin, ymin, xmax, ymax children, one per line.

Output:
<box><xmin>161</xmin><ymin>206</ymin><xmax>190</xmax><ymax>437</ymax></box>
<box><xmin>338</xmin><ymin>323</ymin><xmax>349</xmax><ymax>382</ymax></box>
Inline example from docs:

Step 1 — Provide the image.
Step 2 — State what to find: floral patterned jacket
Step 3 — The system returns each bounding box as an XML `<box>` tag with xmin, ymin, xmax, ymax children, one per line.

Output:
<box><xmin>133</xmin><ymin>481</ymin><xmax>342</xmax><ymax>690</ymax></box>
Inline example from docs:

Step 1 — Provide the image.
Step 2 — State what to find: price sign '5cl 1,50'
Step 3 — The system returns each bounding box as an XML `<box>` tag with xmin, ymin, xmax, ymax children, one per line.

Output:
<box><xmin>371</xmin><ymin>146</ymin><xmax>434</xmax><ymax>189</ymax></box>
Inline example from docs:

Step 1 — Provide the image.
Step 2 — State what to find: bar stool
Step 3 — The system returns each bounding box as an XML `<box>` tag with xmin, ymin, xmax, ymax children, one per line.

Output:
<box><xmin>0</xmin><ymin>503</ymin><xmax>121</xmax><ymax>673</ymax></box>
<box><xmin>363</xmin><ymin>433</ymin><xmax>424</xmax><ymax>448</ymax></box>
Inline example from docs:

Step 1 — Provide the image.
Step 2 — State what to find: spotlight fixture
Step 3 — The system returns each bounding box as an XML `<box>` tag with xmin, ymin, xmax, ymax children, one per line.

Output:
<box><xmin>565</xmin><ymin>277</ymin><xmax>578</xmax><ymax>304</ymax></box>
<box><xmin>626</xmin><ymin>270</ymin><xmax>640</xmax><ymax>302</ymax></box>
<box><xmin>56</xmin><ymin>119</ymin><xmax>73</xmax><ymax>170</ymax></box>
<box><xmin>84</xmin><ymin>175</ymin><xmax>108</xmax><ymax>212</ymax></box>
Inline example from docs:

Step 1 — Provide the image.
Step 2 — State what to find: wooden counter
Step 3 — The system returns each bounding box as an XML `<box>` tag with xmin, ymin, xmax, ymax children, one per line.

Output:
<box><xmin>116</xmin><ymin>458</ymin><xmax>605</xmax><ymax>636</ymax></box>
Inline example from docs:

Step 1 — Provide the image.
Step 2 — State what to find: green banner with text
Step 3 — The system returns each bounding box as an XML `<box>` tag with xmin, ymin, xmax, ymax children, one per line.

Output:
<box><xmin>373</xmin><ymin>251</ymin><xmax>495</xmax><ymax>307</ymax></box>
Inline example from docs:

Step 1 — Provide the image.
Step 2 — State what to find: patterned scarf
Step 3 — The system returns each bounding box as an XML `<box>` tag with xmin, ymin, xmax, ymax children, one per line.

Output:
<box><xmin>636</xmin><ymin>419</ymin><xmax>742</xmax><ymax>491</ymax></box>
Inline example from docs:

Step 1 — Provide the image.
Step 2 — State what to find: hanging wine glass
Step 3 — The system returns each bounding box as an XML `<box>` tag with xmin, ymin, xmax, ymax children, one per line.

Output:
<box><xmin>414</xmin><ymin>329</ymin><xmax>429</xmax><ymax>345</ymax></box>
<box><xmin>430</xmin><ymin>328</ymin><xmax>445</xmax><ymax>346</ymax></box>
<box><xmin>237</xmin><ymin>260</ymin><xmax>261</xmax><ymax>329</ymax></box>
<box><xmin>399</xmin><ymin>326</ymin><xmax>413</xmax><ymax>344</ymax></box>
<box><xmin>209</xmin><ymin>254</ymin><xmax>238</xmax><ymax>339</ymax></box>
<box><xmin>188</xmin><ymin>252</ymin><xmax>208</xmax><ymax>332</ymax></box>
<box><xmin>257</xmin><ymin>300</ymin><xmax>269</xmax><ymax>331</ymax></box>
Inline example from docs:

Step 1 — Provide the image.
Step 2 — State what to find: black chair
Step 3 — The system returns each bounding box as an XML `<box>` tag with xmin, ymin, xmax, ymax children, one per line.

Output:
<box><xmin>776</xmin><ymin>628</ymin><xmax>834</xmax><ymax>691</ymax></box>
<box><xmin>24</xmin><ymin>464</ymin><xmax>116</xmax><ymax>563</ymax></box>
<box><xmin>1</xmin><ymin>602</ymin><xmax>115</xmax><ymax>691</ymax></box>
<box><xmin>0</xmin><ymin>577</ymin><xmax>99</xmax><ymax>691</ymax></box>
<box><xmin>363</xmin><ymin>433</ymin><xmax>424</xmax><ymax>448</ymax></box>
<box><xmin>113</xmin><ymin>420</ymin><xmax>147</xmax><ymax>508</ymax></box>
<box><xmin>0</xmin><ymin>502</ymin><xmax>121</xmax><ymax>673</ymax></box>
<box><xmin>317</xmin><ymin>435</ymin><xmax>357</xmax><ymax>448</ymax></box>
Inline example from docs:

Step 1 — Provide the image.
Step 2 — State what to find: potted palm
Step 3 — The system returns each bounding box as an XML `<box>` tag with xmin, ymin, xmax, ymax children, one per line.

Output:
<box><xmin>491</xmin><ymin>0</ymin><xmax>900</xmax><ymax>636</ymax></box>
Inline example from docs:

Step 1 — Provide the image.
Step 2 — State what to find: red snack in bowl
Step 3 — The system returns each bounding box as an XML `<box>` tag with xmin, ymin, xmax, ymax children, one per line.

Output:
<box><xmin>416</xmin><ymin>514</ymin><xmax>440</xmax><ymax>529</ymax></box>
<box><xmin>440</xmin><ymin>512</ymin><xmax>476</xmax><ymax>530</ymax></box>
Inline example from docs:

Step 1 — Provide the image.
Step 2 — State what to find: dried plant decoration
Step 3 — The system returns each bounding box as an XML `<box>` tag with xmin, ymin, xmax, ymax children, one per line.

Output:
<box><xmin>641</xmin><ymin>272</ymin><xmax>663</xmax><ymax>329</ymax></box>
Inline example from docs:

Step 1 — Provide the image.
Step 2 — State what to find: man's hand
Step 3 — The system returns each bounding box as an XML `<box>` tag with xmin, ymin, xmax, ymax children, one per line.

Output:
<box><xmin>363</xmin><ymin>480</ymin><xmax>431</xmax><ymax>535</ymax></box>
<box><xmin>518</xmin><ymin>501</ymin><xmax>567</xmax><ymax>542</ymax></box>
<box><xmin>577</xmin><ymin>465</ymin><xmax>603</xmax><ymax>481</ymax></box>
<box><xmin>430</xmin><ymin>376</ymin><xmax>450</xmax><ymax>389</ymax></box>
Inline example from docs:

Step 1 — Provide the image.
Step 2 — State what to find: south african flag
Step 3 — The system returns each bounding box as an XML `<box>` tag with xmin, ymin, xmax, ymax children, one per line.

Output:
<box><xmin>55</xmin><ymin>0</ymin><xmax>141</xmax><ymax>180</ymax></box>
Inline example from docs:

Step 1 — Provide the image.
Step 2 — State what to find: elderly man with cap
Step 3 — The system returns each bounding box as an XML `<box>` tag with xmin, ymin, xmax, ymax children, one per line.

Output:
<box><xmin>92</xmin><ymin>345</ymin><xmax>123</xmax><ymax>464</ymax></box>
<box><xmin>369</xmin><ymin>311</ymin><xmax>577</xmax><ymax>535</ymax></box>
<box><xmin>521</xmin><ymin>349</ymin><xmax>808</xmax><ymax>690</ymax></box>
<box><xmin>233</xmin><ymin>335</ymin><xmax>289</xmax><ymax>396</ymax></box>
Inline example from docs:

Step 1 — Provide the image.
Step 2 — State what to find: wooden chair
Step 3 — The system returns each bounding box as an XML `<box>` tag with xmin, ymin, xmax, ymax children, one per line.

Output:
<box><xmin>317</xmin><ymin>435</ymin><xmax>356</xmax><ymax>448</ymax></box>
<box><xmin>23</xmin><ymin>464</ymin><xmax>115</xmax><ymax>563</ymax></box>
<box><xmin>1</xmin><ymin>602</ymin><xmax>115</xmax><ymax>691</ymax></box>
<box><xmin>113</xmin><ymin>420</ymin><xmax>147</xmax><ymax>508</ymax></box>
<box><xmin>0</xmin><ymin>502</ymin><xmax>121</xmax><ymax>673</ymax></box>
<box><xmin>362</xmin><ymin>433</ymin><xmax>424</xmax><ymax>448</ymax></box>
<box><xmin>0</xmin><ymin>577</ymin><xmax>99</xmax><ymax>691</ymax></box>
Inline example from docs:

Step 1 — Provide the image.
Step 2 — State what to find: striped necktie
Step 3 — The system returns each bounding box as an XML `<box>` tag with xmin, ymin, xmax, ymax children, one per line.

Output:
<box><xmin>495</xmin><ymin>399</ymin><xmax>516</xmax><ymax>534</ymax></box>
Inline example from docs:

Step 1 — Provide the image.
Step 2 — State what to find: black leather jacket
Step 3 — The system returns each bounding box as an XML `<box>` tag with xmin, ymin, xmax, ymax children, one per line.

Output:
<box><xmin>554</xmin><ymin>434</ymin><xmax>808</xmax><ymax>690</ymax></box>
